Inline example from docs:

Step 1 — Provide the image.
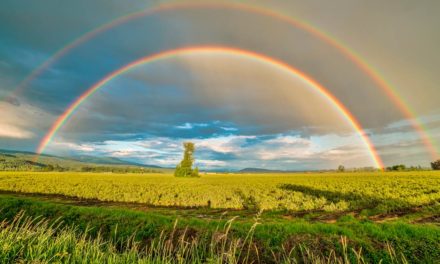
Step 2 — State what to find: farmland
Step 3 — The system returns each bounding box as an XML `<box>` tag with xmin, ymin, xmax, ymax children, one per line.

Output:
<box><xmin>0</xmin><ymin>171</ymin><xmax>439</xmax><ymax>263</ymax></box>
<box><xmin>0</xmin><ymin>171</ymin><xmax>439</xmax><ymax>213</ymax></box>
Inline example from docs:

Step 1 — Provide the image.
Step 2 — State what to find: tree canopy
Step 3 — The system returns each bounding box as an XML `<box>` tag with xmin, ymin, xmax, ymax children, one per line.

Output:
<box><xmin>431</xmin><ymin>159</ymin><xmax>440</xmax><ymax>170</ymax></box>
<box><xmin>175</xmin><ymin>142</ymin><xmax>199</xmax><ymax>177</ymax></box>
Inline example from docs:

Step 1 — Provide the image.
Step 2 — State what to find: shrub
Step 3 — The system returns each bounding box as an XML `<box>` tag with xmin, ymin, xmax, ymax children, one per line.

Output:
<box><xmin>431</xmin><ymin>159</ymin><xmax>440</xmax><ymax>170</ymax></box>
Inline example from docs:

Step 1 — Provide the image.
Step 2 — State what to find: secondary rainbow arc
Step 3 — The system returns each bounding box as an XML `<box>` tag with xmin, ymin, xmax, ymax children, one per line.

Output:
<box><xmin>35</xmin><ymin>46</ymin><xmax>384</xmax><ymax>169</ymax></box>
<box><xmin>9</xmin><ymin>2</ymin><xmax>437</xmax><ymax>159</ymax></box>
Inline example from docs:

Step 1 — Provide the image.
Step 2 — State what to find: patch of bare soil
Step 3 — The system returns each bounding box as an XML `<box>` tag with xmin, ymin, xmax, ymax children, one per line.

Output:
<box><xmin>0</xmin><ymin>190</ymin><xmax>243</xmax><ymax>219</ymax></box>
<box><xmin>1</xmin><ymin>190</ymin><xmax>437</xmax><ymax>223</ymax></box>
<box><xmin>282</xmin><ymin>205</ymin><xmax>435</xmax><ymax>224</ymax></box>
<box><xmin>412</xmin><ymin>215</ymin><xmax>440</xmax><ymax>224</ymax></box>
<box><xmin>368</xmin><ymin>206</ymin><xmax>424</xmax><ymax>222</ymax></box>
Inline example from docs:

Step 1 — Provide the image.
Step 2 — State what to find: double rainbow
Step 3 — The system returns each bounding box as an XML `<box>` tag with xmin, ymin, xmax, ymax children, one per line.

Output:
<box><xmin>14</xmin><ymin>2</ymin><xmax>434</xmax><ymax>165</ymax></box>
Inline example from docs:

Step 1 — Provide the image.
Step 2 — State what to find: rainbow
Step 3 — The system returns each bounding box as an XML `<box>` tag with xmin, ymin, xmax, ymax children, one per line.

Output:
<box><xmin>36</xmin><ymin>46</ymin><xmax>384</xmax><ymax>168</ymax></box>
<box><xmin>10</xmin><ymin>2</ymin><xmax>437</xmax><ymax>159</ymax></box>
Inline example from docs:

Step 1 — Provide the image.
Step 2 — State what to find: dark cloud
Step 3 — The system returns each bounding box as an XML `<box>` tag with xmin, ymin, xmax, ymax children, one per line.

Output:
<box><xmin>3</xmin><ymin>96</ymin><xmax>20</xmax><ymax>106</ymax></box>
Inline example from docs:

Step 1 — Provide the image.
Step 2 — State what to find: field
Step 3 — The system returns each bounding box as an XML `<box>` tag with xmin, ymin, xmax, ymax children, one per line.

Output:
<box><xmin>0</xmin><ymin>171</ymin><xmax>439</xmax><ymax>212</ymax></box>
<box><xmin>0</xmin><ymin>172</ymin><xmax>440</xmax><ymax>263</ymax></box>
<box><xmin>0</xmin><ymin>171</ymin><xmax>439</xmax><ymax>263</ymax></box>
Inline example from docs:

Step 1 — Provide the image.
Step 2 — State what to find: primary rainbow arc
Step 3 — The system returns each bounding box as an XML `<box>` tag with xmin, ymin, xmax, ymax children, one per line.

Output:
<box><xmin>36</xmin><ymin>46</ymin><xmax>384</xmax><ymax>169</ymax></box>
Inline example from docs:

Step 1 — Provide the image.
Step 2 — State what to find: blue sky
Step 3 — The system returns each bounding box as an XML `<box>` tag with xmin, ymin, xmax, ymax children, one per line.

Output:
<box><xmin>1</xmin><ymin>0</ymin><xmax>439</xmax><ymax>170</ymax></box>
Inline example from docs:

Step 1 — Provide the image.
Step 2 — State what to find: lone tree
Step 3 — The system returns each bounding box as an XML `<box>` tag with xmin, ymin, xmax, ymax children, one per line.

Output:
<box><xmin>431</xmin><ymin>159</ymin><xmax>440</xmax><ymax>170</ymax></box>
<box><xmin>337</xmin><ymin>165</ymin><xmax>345</xmax><ymax>172</ymax></box>
<box><xmin>175</xmin><ymin>142</ymin><xmax>199</xmax><ymax>177</ymax></box>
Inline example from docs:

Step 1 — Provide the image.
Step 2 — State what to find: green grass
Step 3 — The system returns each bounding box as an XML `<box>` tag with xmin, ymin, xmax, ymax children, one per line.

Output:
<box><xmin>0</xmin><ymin>171</ymin><xmax>439</xmax><ymax>262</ymax></box>
<box><xmin>1</xmin><ymin>210</ymin><xmax>410</xmax><ymax>264</ymax></box>
<box><xmin>0</xmin><ymin>194</ymin><xmax>438</xmax><ymax>263</ymax></box>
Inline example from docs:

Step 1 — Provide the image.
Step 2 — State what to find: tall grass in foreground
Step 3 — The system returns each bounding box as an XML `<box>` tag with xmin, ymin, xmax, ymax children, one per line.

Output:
<box><xmin>0</xmin><ymin>211</ymin><xmax>408</xmax><ymax>264</ymax></box>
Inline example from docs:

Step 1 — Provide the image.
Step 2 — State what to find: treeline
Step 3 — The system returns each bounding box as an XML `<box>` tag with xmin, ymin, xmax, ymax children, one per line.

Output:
<box><xmin>80</xmin><ymin>166</ymin><xmax>162</xmax><ymax>173</ymax></box>
<box><xmin>384</xmin><ymin>159</ymin><xmax>440</xmax><ymax>171</ymax></box>
<box><xmin>385</xmin><ymin>164</ymin><xmax>427</xmax><ymax>171</ymax></box>
<box><xmin>336</xmin><ymin>166</ymin><xmax>381</xmax><ymax>172</ymax></box>
<box><xmin>336</xmin><ymin>164</ymin><xmax>432</xmax><ymax>172</ymax></box>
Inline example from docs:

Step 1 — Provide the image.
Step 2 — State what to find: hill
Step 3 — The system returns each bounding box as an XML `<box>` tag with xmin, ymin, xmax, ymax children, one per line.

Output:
<box><xmin>239</xmin><ymin>167</ymin><xmax>291</xmax><ymax>173</ymax></box>
<box><xmin>69</xmin><ymin>155</ymin><xmax>162</xmax><ymax>168</ymax></box>
<box><xmin>0</xmin><ymin>149</ymin><xmax>167</xmax><ymax>173</ymax></box>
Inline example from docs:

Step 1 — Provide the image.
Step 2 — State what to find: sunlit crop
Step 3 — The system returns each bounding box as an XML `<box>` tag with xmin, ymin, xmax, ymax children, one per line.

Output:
<box><xmin>0</xmin><ymin>171</ymin><xmax>439</xmax><ymax>212</ymax></box>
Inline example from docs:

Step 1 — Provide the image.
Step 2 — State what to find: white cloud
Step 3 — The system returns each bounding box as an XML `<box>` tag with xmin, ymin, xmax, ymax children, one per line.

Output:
<box><xmin>220</xmin><ymin>127</ymin><xmax>238</xmax><ymax>132</ymax></box>
<box><xmin>0</xmin><ymin>101</ymin><xmax>52</xmax><ymax>139</ymax></box>
<box><xmin>175</xmin><ymin>122</ymin><xmax>209</xmax><ymax>129</ymax></box>
<box><xmin>175</xmin><ymin>123</ymin><xmax>193</xmax><ymax>129</ymax></box>
<box><xmin>45</xmin><ymin>131</ymin><xmax>375</xmax><ymax>170</ymax></box>
<box><xmin>193</xmin><ymin>135</ymin><xmax>255</xmax><ymax>153</ymax></box>
<box><xmin>50</xmin><ymin>141</ymin><xmax>95</xmax><ymax>152</ymax></box>
<box><xmin>0</xmin><ymin>123</ymin><xmax>34</xmax><ymax>138</ymax></box>
<box><xmin>195</xmin><ymin>159</ymin><xmax>226</xmax><ymax>167</ymax></box>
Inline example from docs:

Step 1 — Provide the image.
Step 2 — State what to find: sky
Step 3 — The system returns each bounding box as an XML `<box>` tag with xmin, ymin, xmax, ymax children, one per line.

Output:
<box><xmin>1</xmin><ymin>0</ymin><xmax>439</xmax><ymax>170</ymax></box>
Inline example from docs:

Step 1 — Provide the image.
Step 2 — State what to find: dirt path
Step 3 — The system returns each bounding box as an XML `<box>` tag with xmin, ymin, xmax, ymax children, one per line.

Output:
<box><xmin>0</xmin><ymin>189</ymin><xmax>438</xmax><ymax>224</ymax></box>
<box><xmin>0</xmin><ymin>190</ymin><xmax>249</xmax><ymax>220</ymax></box>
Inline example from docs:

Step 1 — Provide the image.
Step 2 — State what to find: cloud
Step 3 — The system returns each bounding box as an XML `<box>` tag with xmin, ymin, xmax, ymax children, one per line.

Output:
<box><xmin>54</xmin><ymin>54</ymin><xmax>355</xmax><ymax>145</ymax></box>
<box><xmin>220</xmin><ymin>126</ymin><xmax>238</xmax><ymax>132</ymax></box>
<box><xmin>1</xmin><ymin>0</ymin><xmax>440</xmax><ymax>168</ymax></box>
<box><xmin>0</xmin><ymin>124</ymin><xmax>33</xmax><ymax>139</ymax></box>
<box><xmin>45</xmin><ymin>131</ymin><xmax>374</xmax><ymax>170</ymax></box>
<box><xmin>0</xmin><ymin>101</ymin><xmax>53</xmax><ymax>139</ymax></box>
<box><xmin>194</xmin><ymin>135</ymin><xmax>255</xmax><ymax>153</ymax></box>
<box><xmin>175</xmin><ymin>122</ymin><xmax>209</xmax><ymax>129</ymax></box>
<box><xmin>2</xmin><ymin>4</ymin><xmax>408</xmax><ymax>132</ymax></box>
<box><xmin>3</xmin><ymin>96</ymin><xmax>20</xmax><ymax>106</ymax></box>
<box><xmin>50</xmin><ymin>141</ymin><xmax>96</xmax><ymax>152</ymax></box>
<box><xmin>196</xmin><ymin>159</ymin><xmax>227</xmax><ymax>167</ymax></box>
